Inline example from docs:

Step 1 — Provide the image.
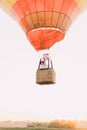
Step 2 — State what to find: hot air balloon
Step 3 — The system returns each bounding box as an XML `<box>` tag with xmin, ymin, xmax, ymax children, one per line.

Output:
<box><xmin>0</xmin><ymin>0</ymin><xmax>87</xmax><ymax>85</ymax></box>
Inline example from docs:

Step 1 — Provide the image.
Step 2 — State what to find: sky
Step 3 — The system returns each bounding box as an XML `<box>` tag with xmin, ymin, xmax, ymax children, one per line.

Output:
<box><xmin>0</xmin><ymin>8</ymin><xmax>87</xmax><ymax>122</ymax></box>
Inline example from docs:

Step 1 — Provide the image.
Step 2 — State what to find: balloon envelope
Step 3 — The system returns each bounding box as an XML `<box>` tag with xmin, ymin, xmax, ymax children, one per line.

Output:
<box><xmin>0</xmin><ymin>0</ymin><xmax>87</xmax><ymax>51</ymax></box>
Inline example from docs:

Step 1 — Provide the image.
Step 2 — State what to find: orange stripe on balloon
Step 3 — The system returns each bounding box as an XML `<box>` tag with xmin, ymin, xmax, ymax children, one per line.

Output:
<box><xmin>53</xmin><ymin>0</ymin><xmax>64</xmax><ymax>12</ymax></box>
<box><xmin>26</xmin><ymin>0</ymin><xmax>37</xmax><ymax>13</ymax></box>
<box><xmin>17</xmin><ymin>0</ymin><xmax>29</xmax><ymax>15</ymax></box>
<box><xmin>12</xmin><ymin>1</ymin><xmax>24</xmax><ymax>21</ymax></box>
<box><xmin>67</xmin><ymin>1</ymin><xmax>79</xmax><ymax>16</ymax></box>
<box><xmin>35</xmin><ymin>0</ymin><xmax>45</xmax><ymax>12</ymax></box>
<box><xmin>20</xmin><ymin>17</ymin><xmax>31</xmax><ymax>32</ymax></box>
<box><xmin>45</xmin><ymin>0</ymin><xmax>54</xmax><ymax>11</ymax></box>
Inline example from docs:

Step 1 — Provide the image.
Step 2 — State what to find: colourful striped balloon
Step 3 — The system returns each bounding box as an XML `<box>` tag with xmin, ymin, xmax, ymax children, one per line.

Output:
<box><xmin>0</xmin><ymin>0</ymin><xmax>87</xmax><ymax>51</ymax></box>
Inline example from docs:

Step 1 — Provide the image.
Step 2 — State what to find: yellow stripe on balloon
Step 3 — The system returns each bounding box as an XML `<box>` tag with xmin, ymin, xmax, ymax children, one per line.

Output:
<box><xmin>7</xmin><ymin>0</ymin><xmax>16</xmax><ymax>5</ymax></box>
<box><xmin>75</xmin><ymin>0</ymin><xmax>87</xmax><ymax>11</ymax></box>
<box><xmin>0</xmin><ymin>0</ymin><xmax>17</xmax><ymax>19</ymax></box>
<box><xmin>0</xmin><ymin>0</ymin><xmax>16</xmax><ymax>10</ymax></box>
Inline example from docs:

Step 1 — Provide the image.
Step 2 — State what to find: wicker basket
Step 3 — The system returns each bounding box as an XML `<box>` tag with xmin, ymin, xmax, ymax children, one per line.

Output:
<box><xmin>36</xmin><ymin>68</ymin><xmax>56</xmax><ymax>85</ymax></box>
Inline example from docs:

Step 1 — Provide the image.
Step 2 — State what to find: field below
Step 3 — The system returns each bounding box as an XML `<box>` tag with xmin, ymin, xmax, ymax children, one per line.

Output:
<box><xmin>0</xmin><ymin>128</ymin><xmax>87</xmax><ymax>130</ymax></box>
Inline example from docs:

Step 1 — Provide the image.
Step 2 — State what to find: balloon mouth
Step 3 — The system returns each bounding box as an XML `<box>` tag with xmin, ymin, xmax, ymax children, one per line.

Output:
<box><xmin>27</xmin><ymin>27</ymin><xmax>65</xmax><ymax>51</ymax></box>
<box><xmin>28</xmin><ymin>27</ymin><xmax>64</xmax><ymax>33</ymax></box>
